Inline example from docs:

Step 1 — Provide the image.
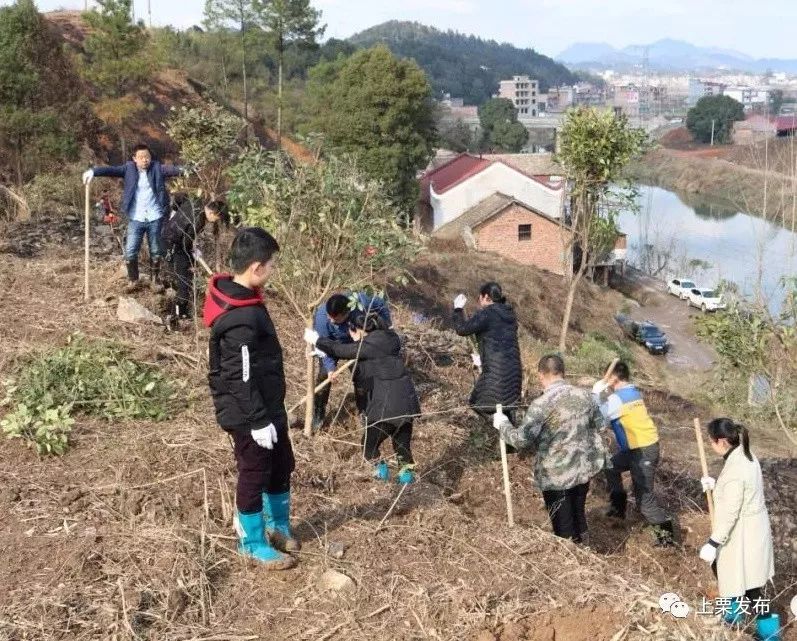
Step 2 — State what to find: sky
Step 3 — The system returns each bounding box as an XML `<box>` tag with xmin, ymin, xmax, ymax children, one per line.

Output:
<box><xmin>10</xmin><ymin>0</ymin><xmax>797</xmax><ymax>60</ymax></box>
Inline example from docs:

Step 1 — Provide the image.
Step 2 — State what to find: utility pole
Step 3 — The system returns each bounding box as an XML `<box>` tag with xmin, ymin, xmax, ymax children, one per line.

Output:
<box><xmin>710</xmin><ymin>119</ymin><xmax>716</xmax><ymax>146</ymax></box>
<box><xmin>148</xmin><ymin>0</ymin><xmax>152</xmax><ymax>28</ymax></box>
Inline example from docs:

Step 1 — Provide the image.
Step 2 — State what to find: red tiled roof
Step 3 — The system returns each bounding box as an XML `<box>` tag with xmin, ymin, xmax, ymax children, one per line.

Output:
<box><xmin>419</xmin><ymin>153</ymin><xmax>491</xmax><ymax>203</ymax></box>
<box><xmin>775</xmin><ymin>114</ymin><xmax>797</xmax><ymax>132</ymax></box>
<box><xmin>419</xmin><ymin>153</ymin><xmax>563</xmax><ymax>204</ymax></box>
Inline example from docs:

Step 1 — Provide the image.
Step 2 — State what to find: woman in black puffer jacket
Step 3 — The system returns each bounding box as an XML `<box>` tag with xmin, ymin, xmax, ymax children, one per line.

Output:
<box><xmin>310</xmin><ymin>311</ymin><xmax>421</xmax><ymax>484</ymax></box>
<box><xmin>452</xmin><ymin>282</ymin><xmax>522</xmax><ymax>419</ymax></box>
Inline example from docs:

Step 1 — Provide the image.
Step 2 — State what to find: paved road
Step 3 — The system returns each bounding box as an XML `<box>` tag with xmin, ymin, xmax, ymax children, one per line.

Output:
<box><xmin>621</xmin><ymin>270</ymin><xmax>717</xmax><ymax>371</ymax></box>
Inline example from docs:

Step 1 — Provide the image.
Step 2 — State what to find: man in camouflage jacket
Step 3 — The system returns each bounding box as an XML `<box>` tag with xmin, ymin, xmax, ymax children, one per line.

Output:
<box><xmin>494</xmin><ymin>354</ymin><xmax>609</xmax><ymax>544</ymax></box>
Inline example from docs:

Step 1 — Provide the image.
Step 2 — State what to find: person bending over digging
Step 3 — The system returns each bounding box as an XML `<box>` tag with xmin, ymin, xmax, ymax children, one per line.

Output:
<box><xmin>592</xmin><ymin>361</ymin><xmax>675</xmax><ymax>547</ymax></box>
<box><xmin>203</xmin><ymin>227</ymin><xmax>298</xmax><ymax>570</ymax></box>
<box><xmin>83</xmin><ymin>143</ymin><xmax>186</xmax><ymax>293</ymax></box>
<box><xmin>304</xmin><ymin>311</ymin><xmax>420</xmax><ymax>484</ymax></box>
<box><xmin>311</xmin><ymin>290</ymin><xmax>392</xmax><ymax>430</ymax></box>
<box><xmin>494</xmin><ymin>354</ymin><xmax>608</xmax><ymax>545</ymax></box>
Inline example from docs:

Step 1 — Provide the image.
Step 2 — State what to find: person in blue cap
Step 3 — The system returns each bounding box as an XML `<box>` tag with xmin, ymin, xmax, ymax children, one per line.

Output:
<box><xmin>311</xmin><ymin>291</ymin><xmax>391</xmax><ymax>429</ymax></box>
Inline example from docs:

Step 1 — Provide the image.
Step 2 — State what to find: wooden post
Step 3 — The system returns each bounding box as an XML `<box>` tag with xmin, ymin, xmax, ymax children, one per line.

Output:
<box><xmin>84</xmin><ymin>182</ymin><xmax>91</xmax><ymax>302</ymax></box>
<box><xmin>693</xmin><ymin>418</ymin><xmax>715</xmax><ymax>524</ymax></box>
<box><xmin>497</xmin><ymin>404</ymin><xmax>515</xmax><ymax>527</ymax></box>
<box><xmin>303</xmin><ymin>317</ymin><xmax>316</xmax><ymax>438</ymax></box>
<box><xmin>603</xmin><ymin>357</ymin><xmax>620</xmax><ymax>382</ymax></box>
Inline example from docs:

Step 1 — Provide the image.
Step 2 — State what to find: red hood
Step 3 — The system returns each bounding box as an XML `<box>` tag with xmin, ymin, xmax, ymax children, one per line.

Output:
<box><xmin>202</xmin><ymin>274</ymin><xmax>263</xmax><ymax>327</ymax></box>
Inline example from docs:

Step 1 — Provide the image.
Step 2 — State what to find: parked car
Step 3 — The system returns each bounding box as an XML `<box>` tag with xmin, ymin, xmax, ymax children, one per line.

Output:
<box><xmin>687</xmin><ymin>288</ymin><xmax>727</xmax><ymax>312</ymax></box>
<box><xmin>667</xmin><ymin>278</ymin><xmax>697</xmax><ymax>299</ymax></box>
<box><xmin>633</xmin><ymin>321</ymin><xmax>670</xmax><ymax>355</ymax></box>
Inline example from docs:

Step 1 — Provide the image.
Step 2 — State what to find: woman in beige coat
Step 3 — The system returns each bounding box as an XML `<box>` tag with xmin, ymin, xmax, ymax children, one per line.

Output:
<box><xmin>698</xmin><ymin>418</ymin><xmax>778</xmax><ymax>640</ymax></box>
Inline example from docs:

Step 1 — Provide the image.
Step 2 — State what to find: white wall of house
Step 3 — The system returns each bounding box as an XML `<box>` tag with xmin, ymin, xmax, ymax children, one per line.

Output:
<box><xmin>430</xmin><ymin>163</ymin><xmax>564</xmax><ymax>230</ymax></box>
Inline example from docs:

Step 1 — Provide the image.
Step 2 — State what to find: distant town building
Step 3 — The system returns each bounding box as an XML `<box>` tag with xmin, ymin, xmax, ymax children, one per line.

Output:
<box><xmin>733</xmin><ymin>114</ymin><xmax>776</xmax><ymax>144</ymax></box>
<box><xmin>498</xmin><ymin>75</ymin><xmax>539</xmax><ymax>116</ymax></box>
<box><xmin>545</xmin><ymin>86</ymin><xmax>575</xmax><ymax>113</ymax></box>
<box><xmin>687</xmin><ymin>78</ymin><xmax>726</xmax><ymax>106</ymax></box>
<box><xmin>724</xmin><ymin>86</ymin><xmax>769</xmax><ymax>111</ymax></box>
<box><xmin>441</xmin><ymin>93</ymin><xmax>465</xmax><ymax>109</ymax></box>
<box><xmin>572</xmin><ymin>82</ymin><xmax>606</xmax><ymax>107</ymax></box>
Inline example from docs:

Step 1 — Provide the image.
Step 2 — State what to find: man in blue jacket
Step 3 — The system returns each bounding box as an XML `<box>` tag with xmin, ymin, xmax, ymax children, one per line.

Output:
<box><xmin>83</xmin><ymin>143</ymin><xmax>185</xmax><ymax>292</ymax></box>
<box><xmin>311</xmin><ymin>291</ymin><xmax>391</xmax><ymax>430</ymax></box>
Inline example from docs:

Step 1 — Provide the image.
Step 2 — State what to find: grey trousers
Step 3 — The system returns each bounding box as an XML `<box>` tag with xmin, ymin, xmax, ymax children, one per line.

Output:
<box><xmin>605</xmin><ymin>442</ymin><xmax>669</xmax><ymax>525</ymax></box>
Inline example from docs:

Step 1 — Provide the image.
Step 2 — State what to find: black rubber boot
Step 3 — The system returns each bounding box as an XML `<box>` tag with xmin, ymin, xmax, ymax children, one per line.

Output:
<box><xmin>125</xmin><ymin>260</ymin><xmax>140</xmax><ymax>293</ymax></box>
<box><xmin>652</xmin><ymin>520</ymin><xmax>676</xmax><ymax>548</ymax></box>
<box><xmin>311</xmin><ymin>405</ymin><xmax>325</xmax><ymax>431</ymax></box>
<box><xmin>606</xmin><ymin>491</ymin><xmax>627</xmax><ymax>519</ymax></box>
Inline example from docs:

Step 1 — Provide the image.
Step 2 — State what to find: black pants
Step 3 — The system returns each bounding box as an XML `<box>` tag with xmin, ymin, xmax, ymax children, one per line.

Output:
<box><xmin>542</xmin><ymin>482</ymin><xmax>590</xmax><ymax>542</ymax></box>
<box><xmin>231</xmin><ymin>427</ymin><xmax>295</xmax><ymax>514</ymax></box>
<box><xmin>314</xmin><ymin>359</ymin><xmax>367</xmax><ymax>418</ymax></box>
<box><xmin>604</xmin><ymin>442</ymin><xmax>669</xmax><ymax>525</ymax></box>
<box><xmin>363</xmin><ymin>420</ymin><xmax>413</xmax><ymax>467</ymax></box>
<box><xmin>169</xmin><ymin>249</ymin><xmax>193</xmax><ymax>317</ymax></box>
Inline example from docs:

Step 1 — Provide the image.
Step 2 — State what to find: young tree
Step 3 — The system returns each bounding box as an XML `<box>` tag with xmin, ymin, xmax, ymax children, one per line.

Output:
<box><xmin>302</xmin><ymin>45</ymin><xmax>436</xmax><ymax>218</ymax></box>
<box><xmin>207</xmin><ymin>0</ymin><xmax>257</xmax><ymax>121</ymax></box>
<box><xmin>556</xmin><ymin>108</ymin><xmax>647</xmax><ymax>351</ymax></box>
<box><xmin>478</xmin><ymin>97</ymin><xmax>528</xmax><ymax>152</ymax></box>
<box><xmin>228</xmin><ymin>149</ymin><xmax>420</xmax><ymax>436</ymax></box>
<box><xmin>686</xmin><ymin>95</ymin><xmax>745</xmax><ymax>144</ymax></box>
<box><xmin>81</xmin><ymin>0</ymin><xmax>154</xmax><ymax>154</ymax></box>
<box><xmin>252</xmin><ymin>0</ymin><xmax>324</xmax><ymax>145</ymax></box>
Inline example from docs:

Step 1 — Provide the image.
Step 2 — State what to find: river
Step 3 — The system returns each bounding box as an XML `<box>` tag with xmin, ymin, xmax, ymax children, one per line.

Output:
<box><xmin>618</xmin><ymin>185</ymin><xmax>797</xmax><ymax>313</ymax></box>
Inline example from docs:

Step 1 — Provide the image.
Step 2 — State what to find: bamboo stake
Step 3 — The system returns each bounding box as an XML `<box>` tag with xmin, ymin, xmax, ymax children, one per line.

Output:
<box><xmin>497</xmin><ymin>403</ymin><xmax>514</xmax><ymax>527</ymax></box>
<box><xmin>693</xmin><ymin>418</ymin><xmax>715</xmax><ymax>524</ymax></box>
<box><xmin>84</xmin><ymin>182</ymin><xmax>91</xmax><ymax>302</ymax></box>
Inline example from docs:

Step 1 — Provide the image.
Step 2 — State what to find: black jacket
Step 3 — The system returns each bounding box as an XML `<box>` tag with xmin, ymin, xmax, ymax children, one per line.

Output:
<box><xmin>317</xmin><ymin>330</ymin><xmax>420</xmax><ymax>425</ymax></box>
<box><xmin>203</xmin><ymin>275</ymin><xmax>287</xmax><ymax>433</ymax></box>
<box><xmin>162</xmin><ymin>194</ymin><xmax>204</xmax><ymax>255</ymax></box>
<box><xmin>453</xmin><ymin>303</ymin><xmax>522</xmax><ymax>412</ymax></box>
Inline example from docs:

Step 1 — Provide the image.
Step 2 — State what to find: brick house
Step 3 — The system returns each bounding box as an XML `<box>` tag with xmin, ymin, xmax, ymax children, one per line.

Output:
<box><xmin>418</xmin><ymin>152</ymin><xmax>628</xmax><ymax>277</ymax></box>
<box><xmin>434</xmin><ymin>193</ymin><xmax>572</xmax><ymax>275</ymax></box>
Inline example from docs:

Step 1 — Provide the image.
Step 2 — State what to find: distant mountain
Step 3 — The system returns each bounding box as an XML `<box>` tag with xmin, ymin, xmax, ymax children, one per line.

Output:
<box><xmin>558</xmin><ymin>39</ymin><xmax>797</xmax><ymax>73</ymax></box>
<box><xmin>348</xmin><ymin>21</ymin><xmax>579</xmax><ymax>105</ymax></box>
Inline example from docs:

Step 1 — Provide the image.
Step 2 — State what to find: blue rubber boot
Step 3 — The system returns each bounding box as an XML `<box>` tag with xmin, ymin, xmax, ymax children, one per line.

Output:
<box><xmin>756</xmin><ymin>614</ymin><xmax>781</xmax><ymax>641</ymax></box>
<box><xmin>723</xmin><ymin>598</ymin><xmax>743</xmax><ymax>626</ymax></box>
<box><xmin>235</xmin><ymin>510</ymin><xmax>296</xmax><ymax>570</ymax></box>
<box><xmin>263</xmin><ymin>492</ymin><xmax>301</xmax><ymax>553</ymax></box>
<box><xmin>397</xmin><ymin>465</ymin><xmax>415</xmax><ymax>485</ymax></box>
<box><xmin>374</xmin><ymin>461</ymin><xmax>390</xmax><ymax>481</ymax></box>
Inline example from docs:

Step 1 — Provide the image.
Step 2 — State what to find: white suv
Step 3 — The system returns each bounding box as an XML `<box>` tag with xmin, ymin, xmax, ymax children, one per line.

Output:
<box><xmin>667</xmin><ymin>278</ymin><xmax>697</xmax><ymax>300</ymax></box>
<box><xmin>687</xmin><ymin>288</ymin><xmax>727</xmax><ymax>312</ymax></box>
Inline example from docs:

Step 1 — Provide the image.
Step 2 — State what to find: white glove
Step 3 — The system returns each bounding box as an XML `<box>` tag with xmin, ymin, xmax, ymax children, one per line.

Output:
<box><xmin>493</xmin><ymin>409</ymin><xmax>509</xmax><ymax>430</ymax></box>
<box><xmin>454</xmin><ymin>294</ymin><xmax>467</xmax><ymax>309</ymax></box>
<box><xmin>303</xmin><ymin>328</ymin><xmax>319</xmax><ymax>345</ymax></box>
<box><xmin>700</xmin><ymin>476</ymin><xmax>716</xmax><ymax>492</ymax></box>
<box><xmin>592</xmin><ymin>380</ymin><xmax>609</xmax><ymax>396</ymax></box>
<box><xmin>312</xmin><ymin>348</ymin><xmax>328</xmax><ymax>359</ymax></box>
<box><xmin>699</xmin><ymin>543</ymin><xmax>717</xmax><ymax>564</ymax></box>
<box><xmin>192</xmin><ymin>247</ymin><xmax>203</xmax><ymax>260</ymax></box>
<box><xmin>82</xmin><ymin>169</ymin><xmax>94</xmax><ymax>185</ymax></box>
<box><xmin>251</xmin><ymin>424</ymin><xmax>278</xmax><ymax>450</ymax></box>
<box><xmin>471</xmin><ymin>353</ymin><xmax>482</xmax><ymax>369</ymax></box>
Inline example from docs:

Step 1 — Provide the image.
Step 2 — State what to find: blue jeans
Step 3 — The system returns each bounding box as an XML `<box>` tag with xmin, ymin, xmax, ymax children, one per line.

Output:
<box><xmin>125</xmin><ymin>218</ymin><xmax>163</xmax><ymax>262</ymax></box>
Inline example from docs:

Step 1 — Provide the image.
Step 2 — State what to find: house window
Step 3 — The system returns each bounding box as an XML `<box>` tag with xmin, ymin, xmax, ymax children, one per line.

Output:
<box><xmin>518</xmin><ymin>224</ymin><xmax>532</xmax><ymax>241</ymax></box>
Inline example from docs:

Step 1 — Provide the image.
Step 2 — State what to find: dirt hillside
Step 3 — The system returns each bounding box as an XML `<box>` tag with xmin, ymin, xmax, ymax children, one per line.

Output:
<box><xmin>1</xmin><ymin>218</ymin><xmax>795</xmax><ymax>641</ymax></box>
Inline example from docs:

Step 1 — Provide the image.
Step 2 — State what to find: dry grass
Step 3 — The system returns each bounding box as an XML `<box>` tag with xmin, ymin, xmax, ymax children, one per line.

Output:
<box><xmin>1</xmin><ymin>235</ymin><xmax>795</xmax><ymax>641</ymax></box>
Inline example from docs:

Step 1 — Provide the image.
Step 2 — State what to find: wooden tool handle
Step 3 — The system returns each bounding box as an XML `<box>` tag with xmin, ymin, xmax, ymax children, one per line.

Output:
<box><xmin>497</xmin><ymin>404</ymin><xmax>515</xmax><ymax>527</ymax></box>
<box><xmin>693</xmin><ymin>418</ymin><xmax>715</xmax><ymax>525</ymax></box>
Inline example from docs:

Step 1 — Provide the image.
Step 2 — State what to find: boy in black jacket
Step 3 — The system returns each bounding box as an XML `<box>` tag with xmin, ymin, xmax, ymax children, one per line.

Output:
<box><xmin>203</xmin><ymin>227</ymin><xmax>297</xmax><ymax>570</ymax></box>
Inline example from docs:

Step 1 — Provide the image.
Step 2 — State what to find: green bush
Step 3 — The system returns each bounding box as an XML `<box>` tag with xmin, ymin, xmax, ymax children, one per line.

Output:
<box><xmin>23</xmin><ymin>165</ymin><xmax>85</xmax><ymax>215</ymax></box>
<box><xmin>1</xmin><ymin>335</ymin><xmax>180</xmax><ymax>455</ymax></box>
<box><xmin>571</xmin><ymin>332</ymin><xmax>634</xmax><ymax>378</ymax></box>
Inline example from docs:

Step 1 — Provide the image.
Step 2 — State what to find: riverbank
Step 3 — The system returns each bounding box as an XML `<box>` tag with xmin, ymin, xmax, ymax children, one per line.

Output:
<box><xmin>627</xmin><ymin>148</ymin><xmax>797</xmax><ymax>226</ymax></box>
